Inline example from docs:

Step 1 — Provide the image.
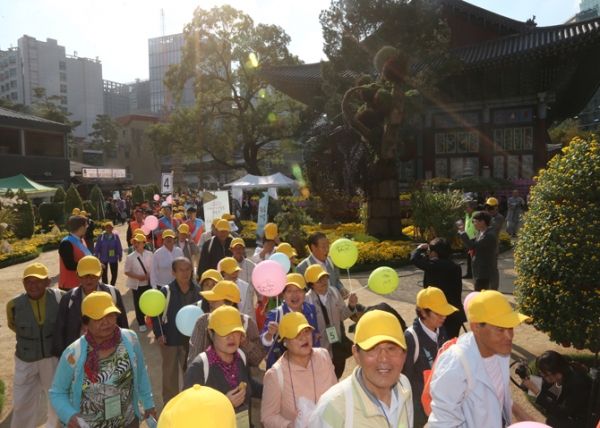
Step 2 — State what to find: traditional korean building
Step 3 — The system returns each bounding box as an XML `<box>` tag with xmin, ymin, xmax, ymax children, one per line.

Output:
<box><xmin>261</xmin><ymin>0</ymin><xmax>600</xmax><ymax>182</ymax></box>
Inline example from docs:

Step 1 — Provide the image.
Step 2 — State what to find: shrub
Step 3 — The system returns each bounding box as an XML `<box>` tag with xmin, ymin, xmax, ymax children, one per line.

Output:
<box><xmin>63</xmin><ymin>184</ymin><xmax>83</xmax><ymax>218</ymax></box>
<box><xmin>39</xmin><ymin>202</ymin><xmax>64</xmax><ymax>230</ymax></box>
<box><xmin>13</xmin><ymin>189</ymin><xmax>34</xmax><ymax>239</ymax></box>
<box><xmin>53</xmin><ymin>187</ymin><xmax>66</xmax><ymax>203</ymax></box>
<box><xmin>90</xmin><ymin>185</ymin><xmax>105</xmax><ymax>219</ymax></box>
<box><xmin>144</xmin><ymin>185</ymin><xmax>155</xmax><ymax>203</ymax></box>
<box><xmin>0</xmin><ymin>195</ymin><xmax>21</xmax><ymax>239</ymax></box>
<box><xmin>133</xmin><ymin>184</ymin><xmax>145</xmax><ymax>205</ymax></box>
<box><xmin>274</xmin><ymin>198</ymin><xmax>315</xmax><ymax>258</ymax></box>
<box><xmin>82</xmin><ymin>200</ymin><xmax>97</xmax><ymax>220</ymax></box>
<box><xmin>410</xmin><ymin>190</ymin><xmax>464</xmax><ymax>242</ymax></box>
<box><xmin>151</xmin><ymin>183</ymin><xmax>160</xmax><ymax>196</ymax></box>
<box><xmin>4</xmin><ymin>188</ymin><xmax>14</xmax><ymax>198</ymax></box>
<box><xmin>515</xmin><ymin>137</ymin><xmax>600</xmax><ymax>350</ymax></box>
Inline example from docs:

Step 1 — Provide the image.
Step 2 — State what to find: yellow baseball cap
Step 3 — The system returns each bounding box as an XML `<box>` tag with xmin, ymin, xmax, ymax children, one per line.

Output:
<box><xmin>276</xmin><ymin>242</ymin><xmax>297</xmax><ymax>258</ymax></box>
<box><xmin>81</xmin><ymin>291</ymin><xmax>121</xmax><ymax>320</ymax></box>
<box><xmin>158</xmin><ymin>384</ymin><xmax>236</xmax><ymax>428</ymax></box>
<box><xmin>264</xmin><ymin>223</ymin><xmax>277</xmax><ymax>240</ymax></box>
<box><xmin>208</xmin><ymin>306</ymin><xmax>244</xmax><ymax>336</ymax></box>
<box><xmin>211</xmin><ymin>218</ymin><xmax>222</xmax><ymax>227</ymax></box>
<box><xmin>229</xmin><ymin>238</ymin><xmax>245</xmax><ymax>249</ymax></box>
<box><xmin>178</xmin><ymin>223</ymin><xmax>190</xmax><ymax>234</ymax></box>
<box><xmin>133</xmin><ymin>228</ymin><xmax>145</xmax><ymax>236</ymax></box>
<box><xmin>77</xmin><ymin>256</ymin><xmax>102</xmax><ymax>277</ymax></box>
<box><xmin>222</xmin><ymin>213</ymin><xmax>236</xmax><ymax>221</ymax></box>
<box><xmin>286</xmin><ymin>273</ymin><xmax>307</xmax><ymax>290</ymax></box>
<box><xmin>80</xmin><ymin>211</ymin><xmax>88</xmax><ymax>217</ymax></box>
<box><xmin>23</xmin><ymin>263</ymin><xmax>49</xmax><ymax>279</ymax></box>
<box><xmin>132</xmin><ymin>234</ymin><xmax>147</xmax><ymax>243</ymax></box>
<box><xmin>200</xmin><ymin>280</ymin><xmax>241</xmax><ymax>303</ymax></box>
<box><xmin>174</xmin><ymin>213</ymin><xmax>184</xmax><ymax>219</ymax></box>
<box><xmin>216</xmin><ymin>219</ymin><xmax>231</xmax><ymax>232</ymax></box>
<box><xmin>220</xmin><ymin>257</ymin><xmax>242</xmax><ymax>274</ymax></box>
<box><xmin>105</xmin><ymin>221</ymin><xmax>114</xmax><ymax>228</ymax></box>
<box><xmin>355</xmin><ymin>309</ymin><xmax>407</xmax><ymax>350</ymax></box>
<box><xmin>304</xmin><ymin>264</ymin><xmax>329</xmax><ymax>284</ymax></box>
<box><xmin>200</xmin><ymin>269</ymin><xmax>223</xmax><ymax>286</ymax></box>
<box><xmin>162</xmin><ymin>230</ymin><xmax>176</xmax><ymax>239</ymax></box>
<box><xmin>72</xmin><ymin>208</ymin><xmax>80</xmax><ymax>215</ymax></box>
<box><xmin>417</xmin><ymin>287</ymin><xmax>458</xmax><ymax>316</ymax></box>
<box><xmin>277</xmin><ymin>312</ymin><xmax>314</xmax><ymax>342</ymax></box>
<box><xmin>485</xmin><ymin>197</ymin><xmax>499</xmax><ymax>206</ymax></box>
<box><xmin>468</xmin><ymin>290</ymin><xmax>532</xmax><ymax>328</ymax></box>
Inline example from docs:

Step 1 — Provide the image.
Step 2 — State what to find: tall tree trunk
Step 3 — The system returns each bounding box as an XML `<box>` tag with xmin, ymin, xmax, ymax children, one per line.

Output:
<box><xmin>365</xmin><ymin>159</ymin><xmax>403</xmax><ymax>237</ymax></box>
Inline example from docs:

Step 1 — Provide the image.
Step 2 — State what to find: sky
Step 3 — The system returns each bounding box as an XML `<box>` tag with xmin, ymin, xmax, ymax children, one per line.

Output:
<box><xmin>0</xmin><ymin>0</ymin><xmax>584</xmax><ymax>84</ymax></box>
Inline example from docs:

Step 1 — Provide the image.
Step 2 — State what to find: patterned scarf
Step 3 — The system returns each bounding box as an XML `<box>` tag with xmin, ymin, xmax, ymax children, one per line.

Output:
<box><xmin>206</xmin><ymin>346</ymin><xmax>240</xmax><ymax>389</ymax></box>
<box><xmin>84</xmin><ymin>326</ymin><xmax>122</xmax><ymax>383</ymax></box>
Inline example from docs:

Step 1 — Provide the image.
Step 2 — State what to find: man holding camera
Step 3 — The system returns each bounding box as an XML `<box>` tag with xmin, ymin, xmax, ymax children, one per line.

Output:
<box><xmin>428</xmin><ymin>290</ymin><xmax>534</xmax><ymax>427</ymax></box>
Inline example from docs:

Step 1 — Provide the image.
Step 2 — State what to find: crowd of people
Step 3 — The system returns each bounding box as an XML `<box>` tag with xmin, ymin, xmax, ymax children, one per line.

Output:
<box><xmin>5</xmin><ymin>191</ymin><xmax>595</xmax><ymax>428</ymax></box>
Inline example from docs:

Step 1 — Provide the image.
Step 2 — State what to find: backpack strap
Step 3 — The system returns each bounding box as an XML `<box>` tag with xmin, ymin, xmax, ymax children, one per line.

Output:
<box><xmin>200</xmin><ymin>352</ymin><xmax>209</xmax><ymax>384</ymax></box>
<box><xmin>242</xmin><ymin>315</ymin><xmax>249</xmax><ymax>332</ymax></box>
<box><xmin>208</xmin><ymin>236</ymin><xmax>215</xmax><ymax>254</ymax></box>
<box><xmin>451</xmin><ymin>345</ymin><xmax>471</xmax><ymax>404</ymax></box>
<box><xmin>238</xmin><ymin>348</ymin><xmax>247</xmax><ymax>365</ymax></box>
<box><xmin>49</xmin><ymin>288</ymin><xmax>62</xmax><ymax>306</ymax></box>
<box><xmin>161</xmin><ymin>286</ymin><xmax>171</xmax><ymax>324</ymax></box>
<box><xmin>106</xmin><ymin>285</ymin><xmax>117</xmax><ymax>304</ymax></box>
<box><xmin>406</xmin><ymin>326</ymin><xmax>420</xmax><ymax>364</ymax></box>
<box><xmin>344</xmin><ymin>381</ymin><xmax>354</xmax><ymax>428</ymax></box>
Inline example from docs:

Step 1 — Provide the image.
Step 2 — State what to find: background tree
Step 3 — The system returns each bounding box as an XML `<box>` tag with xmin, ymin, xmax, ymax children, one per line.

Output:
<box><xmin>548</xmin><ymin>118</ymin><xmax>599</xmax><ymax>147</ymax></box>
<box><xmin>13</xmin><ymin>189</ymin><xmax>35</xmax><ymax>239</ymax></box>
<box><xmin>64</xmin><ymin>184</ymin><xmax>83</xmax><ymax>218</ymax></box>
<box><xmin>155</xmin><ymin>5</ymin><xmax>304</xmax><ymax>175</ymax></box>
<box><xmin>52</xmin><ymin>187</ymin><xmax>66</xmax><ymax>203</ymax></box>
<box><xmin>90</xmin><ymin>185</ymin><xmax>105</xmax><ymax>219</ymax></box>
<box><xmin>144</xmin><ymin>185</ymin><xmax>155</xmax><ymax>203</ymax></box>
<box><xmin>132</xmin><ymin>184</ymin><xmax>145</xmax><ymax>206</ymax></box>
<box><xmin>89</xmin><ymin>114</ymin><xmax>122</xmax><ymax>156</ymax></box>
<box><xmin>4</xmin><ymin>189</ymin><xmax>15</xmax><ymax>198</ymax></box>
<box><xmin>309</xmin><ymin>0</ymin><xmax>460</xmax><ymax>236</ymax></box>
<box><xmin>515</xmin><ymin>137</ymin><xmax>600</xmax><ymax>350</ymax></box>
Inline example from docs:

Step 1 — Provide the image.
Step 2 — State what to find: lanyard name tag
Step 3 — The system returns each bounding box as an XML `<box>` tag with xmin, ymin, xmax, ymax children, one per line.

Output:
<box><xmin>325</xmin><ymin>326</ymin><xmax>340</xmax><ymax>344</ymax></box>
<box><xmin>109</xmin><ymin>250</ymin><xmax>115</xmax><ymax>257</ymax></box>
<box><xmin>104</xmin><ymin>394</ymin><xmax>122</xmax><ymax>419</ymax></box>
<box><xmin>235</xmin><ymin>409</ymin><xmax>250</xmax><ymax>428</ymax></box>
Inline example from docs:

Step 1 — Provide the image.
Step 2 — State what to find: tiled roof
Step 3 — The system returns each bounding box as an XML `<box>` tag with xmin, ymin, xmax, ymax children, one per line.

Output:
<box><xmin>0</xmin><ymin>107</ymin><xmax>68</xmax><ymax>125</ymax></box>
<box><xmin>0</xmin><ymin>106</ymin><xmax>71</xmax><ymax>132</ymax></box>
<box><xmin>437</xmin><ymin>0</ymin><xmax>531</xmax><ymax>32</ymax></box>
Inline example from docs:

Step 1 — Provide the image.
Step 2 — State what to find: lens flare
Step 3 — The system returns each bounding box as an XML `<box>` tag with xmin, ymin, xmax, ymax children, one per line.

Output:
<box><xmin>248</xmin><ymin>52</ymin><xmax>258</xmax><ymax>68</ymax></box>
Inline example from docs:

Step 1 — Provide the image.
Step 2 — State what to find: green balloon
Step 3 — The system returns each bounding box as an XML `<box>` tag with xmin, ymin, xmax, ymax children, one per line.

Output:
<box><xmin>139</xmin><ymin>289</ymin><xmax>166</xmax><ymax>317</ymax></box>
<box><xmin>368</xmin><ymin>267</ymin><xmax>399</xmax><ymax>295</ymax></box>
<box><xmin>329</xmin><ymin>238</ymin><xmax>359</xmax><ymax>269</ymax></box>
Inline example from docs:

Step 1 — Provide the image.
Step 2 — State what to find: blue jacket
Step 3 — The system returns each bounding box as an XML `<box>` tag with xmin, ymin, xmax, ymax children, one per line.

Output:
<box><xmin>260</xmin><ymin>301</ymin><xmax>320</xmax><ymax>369</ymax></box>
<box><xmin>152</xmin><ymin>280</ymin><xmax>201</xmax><ymax>346</ymax></box>
<box><xmin>94</xmin><ymin>232</ymin><xmax>123</xmax><ymax>263</ymax></box>
<box><xmin>49</xmin><ymin>329</ymin><xmax>154</xmax><ymax>425</ymax></box>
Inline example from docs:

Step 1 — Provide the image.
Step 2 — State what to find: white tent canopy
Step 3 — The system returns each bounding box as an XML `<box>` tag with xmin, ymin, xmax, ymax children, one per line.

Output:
<box><xmin>224</xmin><ymin>172</ymin><xmax>295</xmax><ymax>188</ymax></box>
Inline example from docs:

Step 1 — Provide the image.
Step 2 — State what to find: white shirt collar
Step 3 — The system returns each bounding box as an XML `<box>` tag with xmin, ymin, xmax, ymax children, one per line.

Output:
<box><xmin>418</xmin><ymin>318</ymin><xmax>439</xmax><ymax>342</ymax></box>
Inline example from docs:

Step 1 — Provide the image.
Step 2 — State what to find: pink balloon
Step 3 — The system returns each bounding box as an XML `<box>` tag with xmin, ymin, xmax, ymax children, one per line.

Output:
<box><xmin>145</xmin><ymin>215</ymin><xmax>159</xmax><ymax>230</ymax></box>
<box><xmin>463</xmin><ymin>291</ymin><xmax>479</xmax><ymax>317</ymax></box>
<box><xmin>166</xmin><ymin>195</ymin><xmax>173</xmax><ymax>204</ymax></box>
<box><xmin>509</xmin><ymin>423</ymin><xmax>551</xmax><ymax>428</ymax></box>
<box><xmin>252</xmin><ymin>260</ymin><xmax>287</xmax><ymax>297</ymax></box>
<box><xmin>141</xmin><ymin>225</ymin><xmax>151</xmax><ymax>235</ymax></box>
<box><xmin>153</xmin><ymin>194</ymin><xmax>159</xmax><ymax>201</ymax></box>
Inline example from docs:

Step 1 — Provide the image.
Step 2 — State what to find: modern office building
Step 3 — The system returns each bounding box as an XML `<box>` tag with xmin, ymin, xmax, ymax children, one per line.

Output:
<box><xmin>1</xmin><ymin>36</ymin><xmax>104</xmax><ymax>138</ymax></box>
<box><xmin>103</xmin><ymin>80</ymin><xmax>130</xmax><ymax>120</ymax></box>
<box><xmin>148</xmin><ymin>33</ymin><xmax>195</xmax><ymax>117</ymax></box>
<box><xmin>127</xmin><ymin>79</ymin><xmax>151</xmax><ymax>115</ymax></box>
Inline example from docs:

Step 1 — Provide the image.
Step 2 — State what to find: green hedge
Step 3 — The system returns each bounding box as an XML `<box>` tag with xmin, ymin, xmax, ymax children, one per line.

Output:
<box><xmin>39</xmin><ymin>202</ymin><xmax>64</xmax><ymax>230</ymax></box>
<box><xmin>14</xmin><ymin>188</ymin><xmax>35</xmax><ymax>239</ymax></box>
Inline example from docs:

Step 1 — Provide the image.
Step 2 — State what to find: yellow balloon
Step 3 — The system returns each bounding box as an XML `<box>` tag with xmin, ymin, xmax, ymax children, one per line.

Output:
<box><xmin>368</xmin><ymin>267</ymin><xmax>399</xmax><ymax>294</ymax></box>
<box><xmin>329</xmin><ymin>238</ymin><xmax>359</xmax><ymax>269</ymax></box>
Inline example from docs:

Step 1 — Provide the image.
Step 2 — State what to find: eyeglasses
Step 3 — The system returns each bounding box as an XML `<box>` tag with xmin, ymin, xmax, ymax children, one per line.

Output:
<box><xmin>284</xmin><ymin>288</ymin><xmax>304</xmax><ymax>295</ymax></box>
<box><xmin>362</xmin><ymin>343</ymin><xmax>404</xmax><ymax>358</ymax></box>
<box><xmin>317</xmin><ymin>244</ymin><xmax>330</xmax><ymax>250</ymax></box>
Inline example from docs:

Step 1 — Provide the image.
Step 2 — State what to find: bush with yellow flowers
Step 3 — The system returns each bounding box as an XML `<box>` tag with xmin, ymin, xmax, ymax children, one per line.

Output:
<box><xmin>515</xmin><ymin>136</ymin><xmax>600</xmax><ymax>350</ymax></box>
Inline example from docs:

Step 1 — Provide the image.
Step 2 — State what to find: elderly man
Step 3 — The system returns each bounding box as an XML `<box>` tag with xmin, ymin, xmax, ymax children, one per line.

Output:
<box><xmin>428</xmin><ymin>290</ymin><xmax>534</xmax><ymax>427</ymax></box>
<box><xmin>7</xmin><ymin>263</ymin><xmax>62</xmax><ymax>428</ymax></box>
<box><xmin>155</xmin><ymin>204</ymin><xmax>181</xmax><ymax>248</ymax></box>
<box><xmin>310</xmin><ymin>310</ymin><xmax>413</xmax><ymax>427</ymax></box>
<box><xmin>175</xmin><ymin>223</ymin><xmax>200</xmax><ymax>269</ymax></box>
<box><xmin>230</xmin><ymin>237</ymin><xmax>255</xmax><ymax>286</ymax></box>
<box><xmin>153</xmin><ymin>257</ymin><xmax>201</xmax><ymax>405</ymax></box>
<box><xmin>58</xmin><ymin>215</ymin><xmax>92</xmax><ymax>291</ymax></box>
<box><xmin>458</xmin><ymin>211</ymin><xmax>497</xmax><ymax>291</ymax></box>
<box><xmin>485</xmin><ymin>197</ymin><xmax>504</xmax><ymax>290</ymax></box>
<box><xmin>151</xmin><ymin>229</ymin><xmax>184</xmax><ymax>287</ymax></box>
<box><xmin>252</xmin><ymin>222</ymin><xmax>279</xmax><ymax>263</ymax></box>
<box><xmin>506</xmin><ymin>190</ymin><xmax>526</xmax><ymax>237</ymax></box>
<box><xmin>51</xmin><ymin>256</ymin><xmax>128</xmax><ymax>357</ymax></box>
<box><xmin>219</xmin><ymin>256</ymin><xmax>256</xmax><ymax>322</ymax></box>
<box><xmin>297</xmin><ymin>232</ymin><xmax>350</xmax><ymax>298</ymax></box>
<box><xmin>198</xmin><ymin>219</ymin><xmax>233</xmax><ymax>276</ymax></box>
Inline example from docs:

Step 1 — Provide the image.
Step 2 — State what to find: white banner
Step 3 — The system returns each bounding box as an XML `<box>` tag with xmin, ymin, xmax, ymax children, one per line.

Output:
<box><xmin>256</xmin><ymin>192</ymin><xmax>269</xmax><ymax>243</ymax></box>
<box><xmin>203</xmin><ymin>191</ymin><xmax>230</xmax><ymax>225</ymax></box>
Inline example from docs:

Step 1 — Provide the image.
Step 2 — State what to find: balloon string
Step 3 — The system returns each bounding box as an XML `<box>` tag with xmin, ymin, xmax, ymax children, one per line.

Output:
<box><xmin>346</xmin><ymin>268</ymin><xmax>352</xmax><ymax>293</ymax></box>
<box><xmin>157</xmin><ymin>316</ymin><xmax>164</xmax><ymax>338</ymax></box>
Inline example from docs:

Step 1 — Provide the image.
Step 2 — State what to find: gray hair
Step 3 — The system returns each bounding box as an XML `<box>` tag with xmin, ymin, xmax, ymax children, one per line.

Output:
<box><xmin>171</xmin><ymin>257</ymin><xmax>192</xmax><ymax>272</ymax></box>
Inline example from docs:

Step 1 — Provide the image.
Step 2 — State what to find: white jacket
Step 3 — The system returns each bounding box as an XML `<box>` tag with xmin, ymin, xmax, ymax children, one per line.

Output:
<box><xmin>428</xmin><ymin>332</ymin><xmax>512</xmax><ymax>428</ymax></box>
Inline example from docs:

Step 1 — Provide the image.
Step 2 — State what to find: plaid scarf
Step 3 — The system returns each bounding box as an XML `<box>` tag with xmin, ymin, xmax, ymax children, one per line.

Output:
<box><xmin>84</xmin><ymin>327</ymin><xmax>122</xmax><ymax>383</ymax></box>
<box><xmin>206</xmin><ymin>346</ymin><xmax>240</xmax><ymax>389</ymax></box>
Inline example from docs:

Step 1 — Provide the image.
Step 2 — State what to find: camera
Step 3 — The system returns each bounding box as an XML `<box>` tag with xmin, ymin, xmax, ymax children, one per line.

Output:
<box><xmin>455</xmin><ymin>220</ymin><xmax>463</xmax><ymax>227</ymax></box>
<box><xmin>515</xmin><ymin>360</ymin><xmax>529</xmax><ymax>379</ymax></box>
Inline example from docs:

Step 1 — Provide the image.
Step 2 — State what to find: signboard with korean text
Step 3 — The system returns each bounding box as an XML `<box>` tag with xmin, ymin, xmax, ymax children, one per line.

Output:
<box><xmin>203</xmin><ymin>191</ymin><xmax>230</xmax><ymax>225</ymax></box>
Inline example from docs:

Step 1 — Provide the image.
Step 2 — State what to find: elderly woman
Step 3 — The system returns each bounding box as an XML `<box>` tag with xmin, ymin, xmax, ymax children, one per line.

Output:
<box><xmin>402</xmin><ymin>287</ymin><xmax>458</xmax><ymax>428</ymax></box>
<box><xmin>261</xmin><ymin>274</ymin><xmax>320</xmax><ymax>369</ymax></box>
<box><xmin>126</xmin><ymin>229</ymin><xmax>154</xmax><ymax>255</ymax></box>
<box><xmin>124</xmin><ymin>234</ymin><xmax>153</xmax><ymax>332</ymax></box>
<box><xmin>188</xmin><ymin>280</ymin><xmax>265</xmax><ymax>368</ymax></box>
<box><xmin>94</xmin><ymin>222</ymin><xmax>123</xmax><ymax>286</ymax></box>
<box><xmin>261</xmin><ymin>312</ymin><xmax>337</xmax><ymax>428</ymax></box>
<box><xmin>196</xmin><ymin>269</ymin><xmax>223</xmax><ymax>313</ymax></box>
<box><xmin>49</xmin><ymin>291</ymin><xmax>155</xmax><ymax>428</ymax></box>
<box><xmin>184</xmin><ymin>306</ymin><xmax>263</xmax><ymax>426</ymax></box>
<box><xmin>304</xmin><ymin>264</ymin><xmax>357</xmax><ymax>379</ymax></box>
